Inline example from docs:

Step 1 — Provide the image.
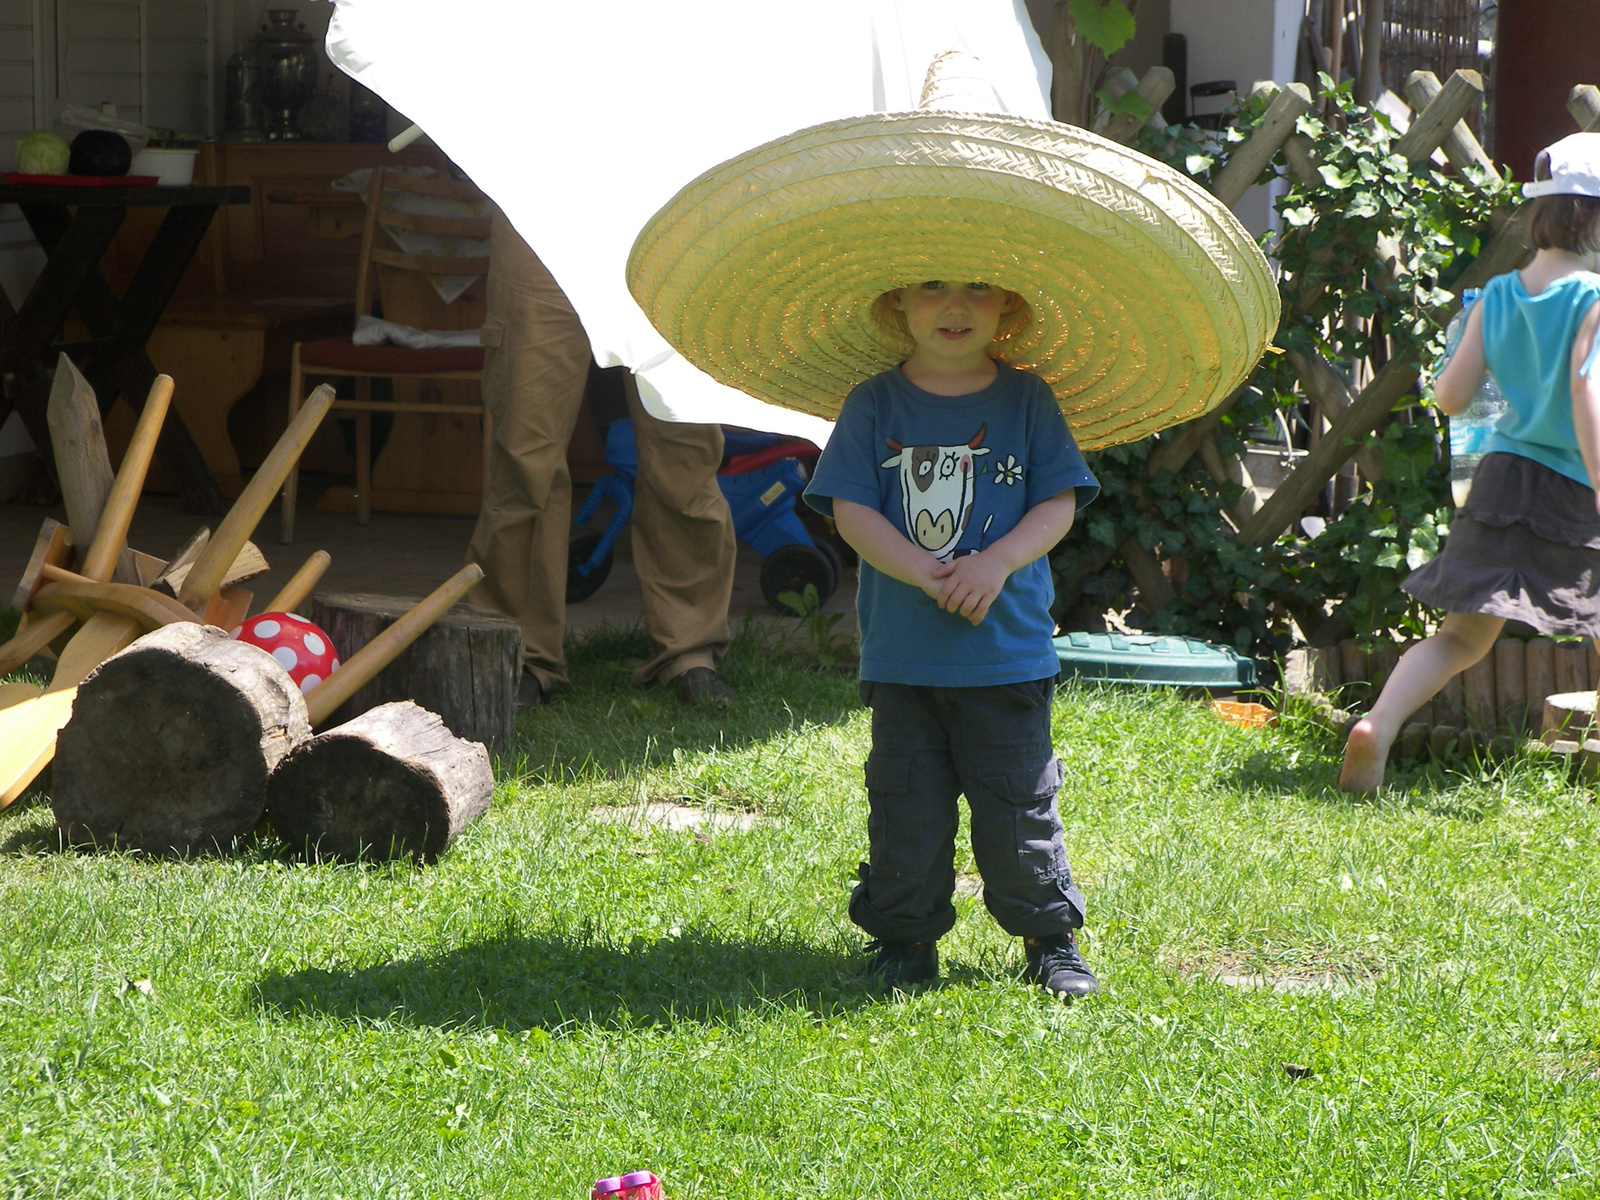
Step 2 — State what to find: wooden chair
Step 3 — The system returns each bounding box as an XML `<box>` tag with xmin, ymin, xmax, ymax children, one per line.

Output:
<box><xmin>280</xmin><ymin>167</ymin><xmax>491</xmax><ymax>542</ymax></box>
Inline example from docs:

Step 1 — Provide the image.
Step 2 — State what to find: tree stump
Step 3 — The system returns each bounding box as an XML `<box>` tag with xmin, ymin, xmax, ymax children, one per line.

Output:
<box><xmin>306</xmin><ymin>593</ymin><xmax>520</xmax><ymax>752</ymax></box>
<box><xmin>265</xmin><ymin>700</ymin><xmax>492</xmax><ymax>862</ymax></box>
<box><xmin>53</xmin><ymin>623</ymin><xmax>310</xmax><ymax>855</ymax></box>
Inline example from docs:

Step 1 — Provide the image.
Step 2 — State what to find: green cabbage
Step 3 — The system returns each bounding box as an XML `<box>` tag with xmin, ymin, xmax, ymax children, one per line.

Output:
<box><xmin>16</xmin><ymin>131</ymin><xmax>71</xmax><ymax>175</ymax></box>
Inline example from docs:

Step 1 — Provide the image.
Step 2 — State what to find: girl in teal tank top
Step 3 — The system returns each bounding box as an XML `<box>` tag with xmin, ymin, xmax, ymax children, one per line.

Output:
<box><xmin>1342</xmin><ymin>133</ymin><xmax>1600</xmax><ymax>793</ymax></box>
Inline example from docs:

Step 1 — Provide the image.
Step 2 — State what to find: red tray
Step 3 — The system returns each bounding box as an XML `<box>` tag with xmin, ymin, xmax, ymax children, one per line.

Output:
<box><xmin>3</xmin><ymin>173</ymin><xmax>160</xmax><ymax>187</ymax></box>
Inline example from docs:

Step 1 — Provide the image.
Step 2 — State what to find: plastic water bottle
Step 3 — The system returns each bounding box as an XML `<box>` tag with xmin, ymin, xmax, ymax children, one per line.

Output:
<box><xmin>1439</xmin><ymin>288</ymin><xmax>1507</xmax><ymax>506</ymax></box>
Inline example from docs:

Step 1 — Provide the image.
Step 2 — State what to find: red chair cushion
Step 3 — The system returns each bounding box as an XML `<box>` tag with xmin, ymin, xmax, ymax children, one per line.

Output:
<box><xmin>298</xmin><ymin>338</ymin><xmax>485</xmax><ymax>374</ymax></box>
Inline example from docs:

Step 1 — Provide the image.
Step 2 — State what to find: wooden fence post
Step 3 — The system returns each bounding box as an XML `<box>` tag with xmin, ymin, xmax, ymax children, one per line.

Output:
<box><xmin>1210</xmin><ymin>82</ymin><xmax>1315</xmax><ymax>208</ymax></box>
<box><xmin>1393</xmin><ymin>70</ymin><xmax>1485</xmax><ymax>164</ymax></box>
<box><xmin>1569</xmin><ymin>85</ymin><xmax>1600</xmax><ymax>132</ymax></box>
<box><xmin>1101</xmin><ymin>67</ymin><xmax>1176</xmax><ymax>144</ymax></box>
<box><xmin>1402</xmin><ymin>70</ymin><xmax>1497</xmax><ymax>180</ymax></box>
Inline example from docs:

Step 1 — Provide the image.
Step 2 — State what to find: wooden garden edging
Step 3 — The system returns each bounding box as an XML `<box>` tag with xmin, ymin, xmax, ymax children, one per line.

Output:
<box><xmin>1287</xmin><ymin>636</ymin><xmax>1600</xmax><ymax>767</ymax></box>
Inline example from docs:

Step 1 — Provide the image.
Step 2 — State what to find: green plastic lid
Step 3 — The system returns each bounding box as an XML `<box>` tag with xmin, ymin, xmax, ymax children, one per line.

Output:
<box><xmin>1054</xmin><ymin>631</ymin><xmax>1257</xmax><ymax>689</ymax></box>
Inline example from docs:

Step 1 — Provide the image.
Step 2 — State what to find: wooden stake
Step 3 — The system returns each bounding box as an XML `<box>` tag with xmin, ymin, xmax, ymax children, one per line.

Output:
<box><xmin>178</xmin><ymin>385</ymin><xmax>334</xmax><ymax>612</ymax></box>
<box><xmin>265</xmin><ymin>551</ymin><xmax>331</xmax><ymax>615</ymax></box>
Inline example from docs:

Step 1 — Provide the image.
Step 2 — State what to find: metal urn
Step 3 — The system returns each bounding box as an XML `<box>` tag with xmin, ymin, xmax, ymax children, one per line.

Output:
<box><xmin>223</xmin><ymin>42</ymin><xmax>267</xmax><ymax>140</ymax></box>
<box><xmin>255</xmin><ymin>8</ymin><xmax>320</xmax><ymax>140</ymax></box>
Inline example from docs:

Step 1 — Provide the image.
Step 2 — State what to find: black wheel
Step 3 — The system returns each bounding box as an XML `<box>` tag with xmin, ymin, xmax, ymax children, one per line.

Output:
<box><xmin>566</xmin><ymin>531</ymin><xmax>614</xmax><ymax>603</ymax></box>
<box><xmin>760</xmin><ymin>543</ymin><xmax>836</xmax><ymax>614</ymax></box>
<box><xmin>814</xmin><ymin>537</ymin><xmax>843</xmax><ymax>594</ymax></box>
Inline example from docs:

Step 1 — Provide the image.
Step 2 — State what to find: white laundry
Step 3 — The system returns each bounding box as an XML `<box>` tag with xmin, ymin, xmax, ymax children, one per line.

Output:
<box><xmin>324</xmin><ymin>0</ymin><xmax>1052</xmax><ymax>444</ymax></box>
<box><xmin>351</xmin><ymin>315</ymin><xmax>482</xmax><ymax>349</ymax></box>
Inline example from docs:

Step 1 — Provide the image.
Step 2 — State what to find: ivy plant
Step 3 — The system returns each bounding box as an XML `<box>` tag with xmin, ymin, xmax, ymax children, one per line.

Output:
<box><xmin>1053</xmin><ymin>77</ymin><xmax>1516</xmax><ymax>662</ymax></box>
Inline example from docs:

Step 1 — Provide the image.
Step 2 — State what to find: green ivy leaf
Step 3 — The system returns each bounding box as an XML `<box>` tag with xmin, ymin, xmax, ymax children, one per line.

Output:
<box><xmin>1096</xmin><ymin>89</ymin><xmax>1152</xmax><ymax>119</ymax></box>
<box><xmin>1067</xmin><ymin>0</ymin><xmax>1137</xmax><ymax>55</ymax></box>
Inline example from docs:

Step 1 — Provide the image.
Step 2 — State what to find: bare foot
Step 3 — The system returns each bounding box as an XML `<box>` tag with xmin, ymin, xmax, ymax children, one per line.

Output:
<box><xmin>1339</xmin><ymin>718</ymin><xmax>1389</xmax><ymax>793</ymax></box>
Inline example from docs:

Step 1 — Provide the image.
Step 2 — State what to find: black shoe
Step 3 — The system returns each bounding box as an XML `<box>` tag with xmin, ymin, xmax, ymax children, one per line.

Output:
<box><xmin>861</xmin><ymin>940</ymin><xmax>939</xmax><ymax>989</ymax></box>
<box><xmin>518</xmin><ymin>670</ymin><xmax>558</xmax><ymax>710</ymax></box>
<box><xmin>673</xmin><ymin>666</ymin><xmax>738</xmax><ymax>705</ymax></box>
<box><xmin>1024</xmin><ymin>932</ymin><xmax>1099</xmax><ymax>1001</ymax></box>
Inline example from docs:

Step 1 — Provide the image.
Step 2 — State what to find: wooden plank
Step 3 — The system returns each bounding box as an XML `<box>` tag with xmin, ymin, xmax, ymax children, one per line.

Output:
<box><xmin>78</xmin><ymin>374</ymin><xmax>172</xmax><ymax>584</ymax></box>
<box><xmin>1211</xmin><ymin>82</ymin><xmax>1315</xmax><ymax>209</ymax></box>
<box><xmin>0</xmin><ymin>688</ymin><xmax>77</xmax><ymax>810</ymax></box>
<box><xmin>0</xmin><ymin>611</ymin><xmax>75</xmax><ymax>677</ymax></box>
<box><xmin>11</xmin><ymin>517</ymin><xmax>75</xmax><ymax>610</ymax></box>
<box><xmin>45</xmin><ymin>355</ymin><xmax>136</xmax><ymax>585</ymax></box>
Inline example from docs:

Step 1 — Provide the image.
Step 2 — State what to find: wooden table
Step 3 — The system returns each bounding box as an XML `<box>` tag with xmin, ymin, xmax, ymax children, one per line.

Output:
<box><xmin>0</xmin><ymin>181</ymin><xmax>251</xmax><ymax>515</ymax></box>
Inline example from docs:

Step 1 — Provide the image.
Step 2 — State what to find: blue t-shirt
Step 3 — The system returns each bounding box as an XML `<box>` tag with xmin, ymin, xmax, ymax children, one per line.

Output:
<box><xmin>1481</xmin><ymin>270</ymin><xmax>1600</xmax><ymax>486</ymax></box>
<box><xmin>803</xmin><ymin>364</ymin><xmax>1099</xmax><ymax>687</ymax></box>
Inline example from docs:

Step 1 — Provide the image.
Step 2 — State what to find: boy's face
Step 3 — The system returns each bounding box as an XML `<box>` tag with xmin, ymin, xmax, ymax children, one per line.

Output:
<box><xmin>888</xmin><ymin>280</ymin><xmax>1022</xmax><ymax>364</ymax></box>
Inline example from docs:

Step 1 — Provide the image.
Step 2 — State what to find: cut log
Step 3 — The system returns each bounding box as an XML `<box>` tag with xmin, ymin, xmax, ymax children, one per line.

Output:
<box><xmin>52</xmin><ymin>623</ymin><xmax>310</xmax><ymax>855</ymax></box>
<box><xmin>307</xmin><ymin>591</ymin><xmax>520</xmax><ymax>752</ymax></box>
<box><xmin>266</xmin><ymin>700</ymin><xmax>492</xmax><ymax>862</ymax></box>
<box><xmin>1542</xmin><ymin>690</ymin><xmax>1597</xmax><ymax>745</ymax></box>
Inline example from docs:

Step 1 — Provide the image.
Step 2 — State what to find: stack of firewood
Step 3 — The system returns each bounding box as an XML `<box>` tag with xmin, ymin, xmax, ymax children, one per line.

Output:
<box><xmin>0</xmin><ymin>356</ymin><xmax>495</xmax><ymax>861</ymax></box>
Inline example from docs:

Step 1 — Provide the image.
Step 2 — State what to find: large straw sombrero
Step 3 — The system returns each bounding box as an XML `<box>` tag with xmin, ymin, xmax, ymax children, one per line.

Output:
<box><xmin>627</xmin><ymin>54</ymin><xmax>1280</xmax><ymax>449</ymax></box>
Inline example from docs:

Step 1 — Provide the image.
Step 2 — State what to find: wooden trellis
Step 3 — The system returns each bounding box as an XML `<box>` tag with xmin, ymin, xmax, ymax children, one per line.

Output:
<box><xmin>1037</xmin><ymin>28</ymin><xmax>1600</xmax><ymax>625</ymax></box>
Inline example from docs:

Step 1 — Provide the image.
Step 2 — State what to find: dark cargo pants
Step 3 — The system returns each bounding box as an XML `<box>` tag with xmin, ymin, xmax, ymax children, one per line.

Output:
<box><xmin>849</xmin><ymin>677</ymin><xmax>1086</xmax><ymax>944</ymax></box>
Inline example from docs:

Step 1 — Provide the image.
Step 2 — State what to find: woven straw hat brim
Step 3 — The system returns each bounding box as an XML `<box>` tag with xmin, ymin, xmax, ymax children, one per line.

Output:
<box><xmin>627</xmin><ymin>110</ymin><xmax>1279</xmax><ymax>449</ymax></box>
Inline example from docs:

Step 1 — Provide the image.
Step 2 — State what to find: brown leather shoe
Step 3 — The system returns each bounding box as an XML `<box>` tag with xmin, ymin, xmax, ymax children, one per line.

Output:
<box><xmin>673</xmin><ymin>666</ymin><xmax>737</xmax><ymax>705</ymax></box>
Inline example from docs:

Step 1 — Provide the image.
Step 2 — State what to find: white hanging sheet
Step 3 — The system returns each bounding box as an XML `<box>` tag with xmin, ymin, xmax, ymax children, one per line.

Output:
<box><xmin>325</xmin><ymin>0</ymin><xmax>1053</xmax><ymax>444</ymax></box>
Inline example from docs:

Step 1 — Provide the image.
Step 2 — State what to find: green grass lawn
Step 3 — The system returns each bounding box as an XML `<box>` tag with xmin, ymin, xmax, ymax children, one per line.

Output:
<box><xmin>4</xmin><ymin>622</ymin><xmax>1600</xmax><ymax>1198</ymax></box>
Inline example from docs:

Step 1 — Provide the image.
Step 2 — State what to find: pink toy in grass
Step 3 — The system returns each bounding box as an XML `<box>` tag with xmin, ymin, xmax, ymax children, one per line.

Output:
<box><xmin>231</xmin><ymin>612</ymin><xmax>340</xmax><ymax>695</ymax></box>
<box><xmin>591</xmin><ymin>1171</ymin><xmax>663</xmax><ymax>1200</ymax></box>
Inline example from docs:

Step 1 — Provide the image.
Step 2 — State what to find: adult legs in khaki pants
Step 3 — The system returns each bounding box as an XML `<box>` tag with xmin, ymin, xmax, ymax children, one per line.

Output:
<box><xmin>465</xmin><ymin>210</ymin><xmax>736</xmax><ymax>699</ymax></box>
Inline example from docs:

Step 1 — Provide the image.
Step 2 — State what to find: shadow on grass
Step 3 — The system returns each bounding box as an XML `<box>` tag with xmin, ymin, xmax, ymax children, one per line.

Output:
<box><xmin>1216</xmin><ymin>743</ymin><xmax>1509</xmax><ymax>822</ymax></box>
<box><xmin>254</xmin><ymin>925</ymin><xmax>886</xmax><ymax>1032</ymax></box>
<box><xmin>506</xmin><ymin>620</ymin><xmax>861</xmax><ymax>785</ymax></box>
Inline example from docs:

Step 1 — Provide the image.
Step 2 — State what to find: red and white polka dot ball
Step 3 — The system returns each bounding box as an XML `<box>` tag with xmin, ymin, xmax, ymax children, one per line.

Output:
<box><xmin>231</xmin><ymin>612</ymin><xmax>340</xmax><ymax>695</ymax></box>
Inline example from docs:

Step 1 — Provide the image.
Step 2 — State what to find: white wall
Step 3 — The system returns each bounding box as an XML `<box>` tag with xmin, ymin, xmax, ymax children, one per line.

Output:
<box><xmin>1169</xmin><ymin>0</ymin><xmax>1300</xmax><ymax>234</ymax></box>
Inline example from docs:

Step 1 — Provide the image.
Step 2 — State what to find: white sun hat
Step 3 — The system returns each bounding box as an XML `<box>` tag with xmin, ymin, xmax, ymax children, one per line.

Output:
<box><xmin>627</xmin><ymin>52</ymin><xmax>1280</xmax><ymax>449</ymax></box>
<box><xmin>1523</xmin><ymin>132</ymin><xmax>1600</xmax><ymax>199</ymax></box>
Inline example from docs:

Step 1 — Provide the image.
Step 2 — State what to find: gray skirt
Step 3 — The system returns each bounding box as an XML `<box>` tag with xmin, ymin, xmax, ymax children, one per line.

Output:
<box><xmin>1403</xmin><ymin>452</ymin><xmax>1600</xmax><ymax>638</ymax></box>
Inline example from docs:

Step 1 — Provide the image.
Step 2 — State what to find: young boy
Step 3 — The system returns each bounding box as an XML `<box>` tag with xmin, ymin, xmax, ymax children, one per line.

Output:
<box><xmin>803</xmin><ymin>276</ymin><xmax>1102</xmax><ymax>999</ymax></box>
